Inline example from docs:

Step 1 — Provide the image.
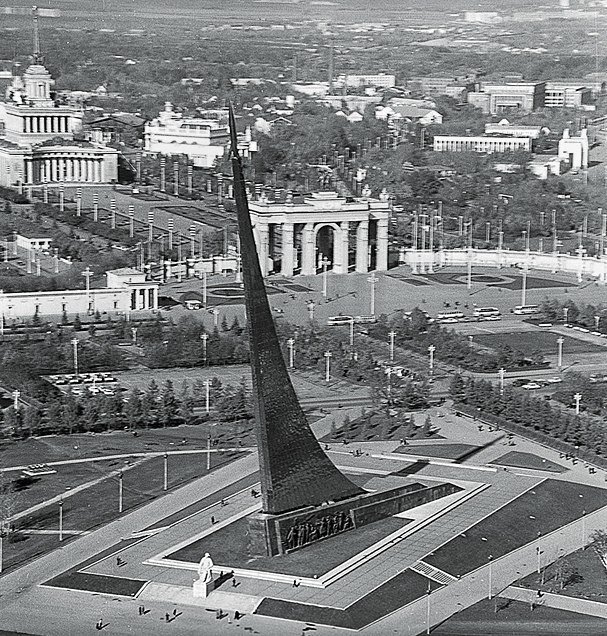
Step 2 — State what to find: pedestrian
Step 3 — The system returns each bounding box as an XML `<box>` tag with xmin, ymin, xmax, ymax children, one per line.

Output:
<box><xmin>211</xmin><ymin>515</ymin><xmax>216</xmax><ymax>524</ymax></box>
<box><xmin>95</xmin><ymin>619</ymin><xmax>103</xmax><ymax>631</ymax></box>
<box><xmin>234</xmin><ymin>611</ymin><xmax>241</xmax><ymax>621</ymax></box>
<box><xmin>165</xmin><ymin>613</ymin><xmax>170</xmax><ymax>622</ymax></box>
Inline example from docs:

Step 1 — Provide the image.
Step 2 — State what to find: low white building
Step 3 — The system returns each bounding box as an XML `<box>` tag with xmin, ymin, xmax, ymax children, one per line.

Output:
<box><xmin>376</xmin><ymin>105</ymin><xmax>443</xmax><ymax>125</ymax></box>
<box><xmin>558</xmin><ymin>128</ymin><xmax>588</xmax><ymax>170</ymax></box>
<box><xmin>144</xmin><ymin>103</ymin><xmax>256</xmax><ymax>167</ymax></box>
<box><xmin>0</xmin><ymin>267</ymin><xmax>158</xmax><ymax>323</ymax></box>
<box><xmin>528</xmin><ymin>155</ymin><xmax>562</xmax><ymax>179</ymax></box>
<box><xmin>15</xmin><ymin>234</ymin><xmax>52</xmax><ymax>252</ymax></box>
<box><xmin>484</xmin><ymin>120</ymin><xmax>543</xmax><ymax>139</ymax></box>
<box><xmin>433</xmin><ymin>135</ymin><xmax>531</xmax><ymax>153</ymax></box>
<box><xmin>144</xmin><ymin>103</ymin><xmax>229</xmax><ymax>168</ymax></box>
<box><xmin>337</xmin><ymin>73</ymin><xmax>396</xmax><ymax>88</ymax></box>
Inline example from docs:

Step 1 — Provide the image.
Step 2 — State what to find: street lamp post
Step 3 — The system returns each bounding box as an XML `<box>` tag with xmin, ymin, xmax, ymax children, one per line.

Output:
<box><xmin>200</xmin><ymin>333</ymin><xmax>209</xmax><ymax>364</ymax></box>
<box><xmin>59</xmin><ymin>498</ymin><xmax>64</xmax><ymax>542</ymax></box>
<box><xmin>71</xmin><ymin>338</ymin><xmax>79</xmax><ymax>376</ymax></box>
<box><xmin>574</xmin><ymin>392</ymin><xmax>582</xmax><ymax>415</ymax></box>
<box><xmin>367</xmin><ymin>274</ymin><xmax>379</xmax><ymax>316</ymax></box>
<box><xmin>0</xmin><ymin>289</ymin><xmax>4</xmax><ymax>338</ymax></box>
<box><xmin>389</xmin><ymin>331</ymin><xmax>396</xmax><ymax>362</ymax></box>
<box><xmin>557</xmin><ymin>337</ymin><xmax>564</xmax><ymax>372</ymax></box>
<box><xmin>308</xmin><ymin>301</ymin><xmax>316</xmax><ymax>322</ymax></box>
<box><xmin>163</xmin><ymin>452</ymin><xmax>168</xmax><ymax>491</ymax></box>
<box><xmin>131</xmin><ymin>327</ymin><xmax>137</xmax><ymax>345</ymax></box>
<box><xmin>563</xmin><ymin>307</ymin><xmax>569</xmax><ymax>324</ymax></box>
<box><xmin>204</xmin><ymin>380</ymin><xmax>211</xmax><ymax>414</ymax></box>
<box><xmin>499</xmin><ymin>368</ymin><xmax>505</xmax><ymax>396</ymax></box>
<box><xmin>212</xmin><ymin>308</ymin><xmax>220</xmax><ymax>327</ymax></box>
<box><xmin>595</xmin><ymin>315</ymin><xmax>601</xmax><ymax>331</ymax></box>
<box><xmin>488</xmin><ymin>555</ymin><xmax>493</xmax><ymax>599</ymax></box>
<box><xmin>428</xmin><ymin>345</ymin><xmax>436</xmax><ymax>375</ymax></box>
<box><xmin>349</xmin><ymin>318</ymin><xmax>354</xmax><ymax>347</ymax></box>
<box><xmin>521</xmin><ymin>263</ymin><xmax>528</xmax><ymax>307</ymax></box>
<box><xmin>118</xmin><ymin>469</ymin><xmax>124</xmax><ymax>512</ymax></box>
<box><xmin>287</xmin><ymin>338</ymin><xmax>295</xmax><ymax>369</ymax></box>
<box><xmin>324</xmin><ymin>350</ymin><xmax>332</xmax><ymax>382</ymax></box>
<box><xmin>321</xmin><ymin>256</ymin><xmax>331</xmax><ymax>298</ymax></box>
<box><xmin>82</xmin><ymin>267</ymin><xmax>93</xmax><ymax>310</ymax></box>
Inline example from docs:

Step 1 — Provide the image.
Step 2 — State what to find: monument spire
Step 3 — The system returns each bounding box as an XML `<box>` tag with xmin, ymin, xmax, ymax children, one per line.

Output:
<box><xmin>32</xmin><ymin>6</ymin><xmax>43</xmax><ymax>64</ymax></box>
<box><xmin>228</xmin><ymin>105</ymin><xmax>363</xmax><ymax>515</ymax></box>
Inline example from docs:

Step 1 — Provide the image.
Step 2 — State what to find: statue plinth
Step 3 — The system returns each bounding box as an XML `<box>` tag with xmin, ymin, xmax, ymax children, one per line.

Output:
<box><xmin>193</xmin><ymin>578</ymin><xmax>213</xmax><ymax>599</ymax></box>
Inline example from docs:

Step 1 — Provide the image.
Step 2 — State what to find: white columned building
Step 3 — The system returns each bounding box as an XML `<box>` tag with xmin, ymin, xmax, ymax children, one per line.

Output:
<box><xmin>0</xmin><ymin>268</ymin><xmax>158</xmax><ymax>323</ymax></box>
<box><xmin>248</xmin><ymin>191</ymin><xmax>390</xmax><ymax>277</ymax></box>
<box><xmin>0</xmin><ymin>11</ymin><xmax>118</xmax><ymax>187</ymax></box>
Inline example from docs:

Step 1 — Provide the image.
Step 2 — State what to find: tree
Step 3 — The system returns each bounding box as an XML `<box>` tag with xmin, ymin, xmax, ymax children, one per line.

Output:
<box><xmin>141</xmin><ymin>379</ymin><xmax>160</xmax><ymax>428</ymax></box>
<box><xmin>215</xmin><ymin>379</ymin><xmax>252</xmax><ymax>422</ymax></box>
<box><xmin>178</xmin><ymin>381</ymin><xmax>194</xmax><ymax>423</ymax></box>
<box><xmin>22</xmin><ymin>406</ymin><xmax>42</xmax><ymax>436</ymax></box>
<box><xmin>61</xmin><ymin>393</ymin><xmax>81</xmax><ymax>434</ymax></box>
<box><xmin>124</xmin><ymin>388</ymin><xmax>142</xmax><ymax>430</ymax></box>
<box><xmin>423</xmin><ymin>415</ymin><xmax>432</xmax><ymax>436</ymax></box>
<box><xmin>590</xmin><ymin>529</ymin><xmax>607</xmax><ymax>573</ymax></box>
<box><xmin>3</xmin><ymin>407</ymin><xmax>23</xmax><ymax>438</ymax></box>
<box><xmin>159</xmin><ymin>380</ymin><xmax>178</xmax><ymax>428</ymax></box>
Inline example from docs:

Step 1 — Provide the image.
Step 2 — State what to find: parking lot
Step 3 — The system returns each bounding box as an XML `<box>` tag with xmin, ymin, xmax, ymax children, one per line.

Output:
<box><xmin>47</xmin><ymin>372</ymin><xmax>119</xmax><ymax>397</ymax></box>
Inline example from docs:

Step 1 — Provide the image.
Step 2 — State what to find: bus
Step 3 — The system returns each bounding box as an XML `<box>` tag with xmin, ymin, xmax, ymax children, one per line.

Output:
<box><xmin>513</xmin><ymin>305</ymin><xmax>540</xmax><ymax>315</ymax></box>
<box><xmin>473</xmin><ymin>307</ymin><xmax>501</xmax><ymax>320</ymax></box>
<box><xmin>327</xmin><ymin>315</ymin><xmax>354</xmax><ymax>326</ymax></box>
<box><xmin>436</xmin><ymin>311</ymin><xmax>465</xmax><ymax>323</ymax></box>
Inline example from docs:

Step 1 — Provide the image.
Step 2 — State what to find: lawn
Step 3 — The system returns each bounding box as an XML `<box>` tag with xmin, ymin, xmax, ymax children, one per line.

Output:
<box><xmin>434</xmin><ymin>598</ymin><xmax>606</xmax><ymax>635</ymax></box>
<box><xmin>424</xmin><ymin>479</ymin><xmax>607</xmax><ymax>577</ymax></box>
<box><xmin>421</xmin><ymin>272</ymin><xmax>572</xmax><ymax>290</ymax></box>
<box><xmin>518</xmin><ymin>546</ymin><xmax>607</xmax><ymax>604</ymax></box>
<box><xmin>490</xmin><ymin>451</ymin><xmax>567</xmax><ymax>473</ymax></box>
<box><xmin>167</xmin><ymin>515</ymin><xmax>409</xmax><ymax>578</ymax></box>
<box><xmin>254</xmin><ymin>569</ymin><xmax>441</xmax><ymax>630</ymax></box>
<box><xmin>473</xmin><ymin>331</ymin><xmax>605</xmax><ymax>355</ymax></box>
<box><xmin>1</xmin><ymin>450</ymin><xmax>246</xmax><ymax>574</ymax></box>
<box><xmin>0</xmin><ymin>425</ymin><xmax>219</xmax><ymax>469</ymax></box>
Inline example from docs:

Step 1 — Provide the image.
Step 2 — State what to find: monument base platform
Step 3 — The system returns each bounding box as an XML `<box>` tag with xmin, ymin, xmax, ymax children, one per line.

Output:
<box><xmin>248</xmin><ymin>481</ymin><xmax>462</xmax><ymax>557</ymax></box>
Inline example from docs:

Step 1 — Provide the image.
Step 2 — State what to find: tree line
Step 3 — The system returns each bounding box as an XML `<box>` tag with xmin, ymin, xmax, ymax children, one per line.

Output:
<box><xmin>450</xmin><ymin>374</ymin><xmax>607</xmax><ymax>459</ymax></box>
<box><xmin>0</xmin><ymin>376</ymin><xmax>254</xmax><ymax>438</ymax></box>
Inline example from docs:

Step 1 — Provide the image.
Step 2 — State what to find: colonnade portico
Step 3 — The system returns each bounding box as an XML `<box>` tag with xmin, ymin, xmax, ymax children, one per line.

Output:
<box><xmin>22</xmin><ymin>115</ymin><xmax>70</xmax><ymax>134</ymax></box>
<box><xmin>249</xmin><ymin>192</ymin><xmax>390</xmax><ymax>278</ymax></box>
<box><xmin>130</xmin><ymin>286</ymin><xmax>158</xmax><ymax>311</ymax></box>
<box><xmin>29</xmin><ymin>155</ymin><xmax>106</xmax><ymax>184</ymax></box>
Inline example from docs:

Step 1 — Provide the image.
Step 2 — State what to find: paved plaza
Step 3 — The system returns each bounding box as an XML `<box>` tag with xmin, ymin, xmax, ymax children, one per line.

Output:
<box><xmin>1</xmin><ymin>408</ymin><xmax>606</xmax><ymax>635</ymax></box>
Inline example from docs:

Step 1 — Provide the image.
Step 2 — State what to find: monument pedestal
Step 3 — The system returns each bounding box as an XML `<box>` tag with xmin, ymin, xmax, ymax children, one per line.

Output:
<box><xmin>192</xmin><ymin>579</ymin><xmax>213</xmax><ymax>599</ymax></box>
<box><xmin>248</xmin><ymin>481</ymin><xmax>463</xmax><ymax>557</ymax></box>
